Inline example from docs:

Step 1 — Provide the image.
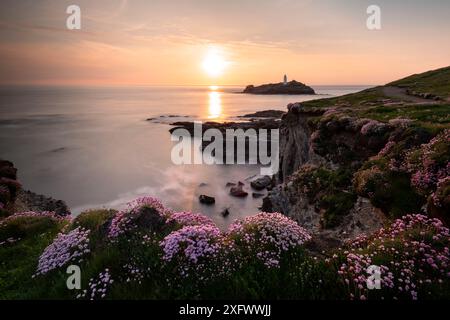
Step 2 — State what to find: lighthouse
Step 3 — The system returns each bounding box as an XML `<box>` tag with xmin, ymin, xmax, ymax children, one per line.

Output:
<box><xmin>283</xmin><ymin>74</ymin><xmax>288</xmax><ymax>85</ymax></box>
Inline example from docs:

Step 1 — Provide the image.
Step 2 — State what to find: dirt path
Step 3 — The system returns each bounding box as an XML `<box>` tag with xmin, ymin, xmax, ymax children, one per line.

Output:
<box><xmin>382</xmin><ymin>86</ymin><xmax>432</xmax><ymax>103</ymax></box>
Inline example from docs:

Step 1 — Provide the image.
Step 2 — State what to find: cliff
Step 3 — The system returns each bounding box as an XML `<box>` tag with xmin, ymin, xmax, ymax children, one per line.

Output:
<box><xmin>243</xmin><ymin>80</ymin><xmax>315</xmax><ymax>95</ymax></box>
<box><xmin>0</xmin><ymin>159</ymin><xmax>70</xmax><ymax>217</ymax></box>
<box><xmin>263</xmin><ymin>67</ymin><xmax>450</xmax><ymax>247</ymax></box>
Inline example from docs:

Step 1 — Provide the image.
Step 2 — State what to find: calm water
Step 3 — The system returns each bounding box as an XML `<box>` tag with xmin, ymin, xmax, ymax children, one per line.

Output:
<box><xmin>0</xmin><ymin>85</ymin><xmax>370</xmax><ymax>228</ymax></box>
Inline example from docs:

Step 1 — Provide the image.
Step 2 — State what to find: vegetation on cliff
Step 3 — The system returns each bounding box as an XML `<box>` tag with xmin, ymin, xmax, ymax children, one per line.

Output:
<box><xmin>1</xmin><ymin>197</ymin><xmax>449</xmax><ymax>300</ymax></box>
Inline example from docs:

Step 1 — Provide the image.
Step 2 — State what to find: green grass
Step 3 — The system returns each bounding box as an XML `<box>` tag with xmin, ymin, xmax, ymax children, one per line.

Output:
<box><xmin>389</xmin><ymin>66</ymin><xmax>450</xmax><ymax>98</ymax></box>
<box><xmin>0</xmin><ymin>216</ymin><xmax>68</xmax><ymax>299</ymax></box>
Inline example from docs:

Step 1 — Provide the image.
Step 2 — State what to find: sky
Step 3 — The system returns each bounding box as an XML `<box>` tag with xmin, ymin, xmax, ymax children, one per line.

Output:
<box><xmin>0</xmin><ymin>0</ymin><xmax>449</xmax><ymax>86</ymax></box>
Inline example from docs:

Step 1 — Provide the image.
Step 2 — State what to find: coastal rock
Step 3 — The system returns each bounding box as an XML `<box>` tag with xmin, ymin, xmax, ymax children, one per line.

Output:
<box><xmin>15</xmin><ymin>189</ymin><xmax>71</xmax><ymax>217</ymax></box>
<box><xmin>221</xmin><ymin>207</ymin><xmax>230</xmax><ymax>217</ymax></box>
<box><xmin>250</xmin><ymin>175</ymin><xmax>272</xmax><ymax>190</ymax></box>
<box><xmin>199</xmin><ymin>195</ymin><xmax>215</xmax><ymax>205</ymax></box>
<box><xmin>230</xmin><ymin>185</ymin><xmax>248</xmax><ymax>198</ymax></box>
<box><xmin>263</xmin><ymin>182</ymin><xmax>385</xmax><ymax>248</ymax></box>
<box><xmin>239</xmin><ymin>110</ymin><xmax>285</xmax><ymax>119</ymax></box>
<box><xmin>243</xmin><ymin>80</ymin><xmax>315</xmax><ymax>95</ymax></box>
<box><xmin>252</xmin><ymin>192</ymin><xmax>265</xmax><ymax>199</ymax></box>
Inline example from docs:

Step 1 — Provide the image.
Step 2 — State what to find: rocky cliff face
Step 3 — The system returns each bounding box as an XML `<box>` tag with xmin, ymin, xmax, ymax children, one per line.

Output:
<box><xmin>263</xmin><ymin>100</ymin><xmax>448</xmax><ymax>248</ymax></box>
<box><xmin>277</xmin><ymin>104</ymin><xmax>327</xmax><ymax>182</ymax></box>
<box><xmin>0</xmin><ymin>159</ymin><xmax>70</xmax><ymax>217</ymax></box>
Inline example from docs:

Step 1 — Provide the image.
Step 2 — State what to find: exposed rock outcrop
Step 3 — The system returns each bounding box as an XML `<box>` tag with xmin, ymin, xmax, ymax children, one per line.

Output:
<box><xmin>0</xmin><ymin>159</ymin><xmax>70</xmax><ymax>217</ymax></box>
<box><xmin>263</xmin><ymin>103</ymin><xmax>402</xmax><ymax>246</ymax></box>
<box><xmin>243</xmin><ymin>80</ymin><xmax>315</xmax><ymax>95</ymax></box>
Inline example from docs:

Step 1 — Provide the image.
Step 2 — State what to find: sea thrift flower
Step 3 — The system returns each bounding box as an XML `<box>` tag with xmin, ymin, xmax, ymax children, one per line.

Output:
<box><xmin>160</xmin><ymin>224</ymin><xmax>223</xmax><ymax>278</ymax></box>
<box><xmin>338</xmin><ymin>214</ymin><xmax>450</xmax><ymax>300</ymax></box>
<box><xmin>77</xmin><ymin>268</ymin><xmax>113</xmax><ymax>300</ymax></box>
<box><xmin>35</xmin><ymin>227</ymin><xmax>90</xmax><ymax>276</ymax></box>
<box><xmin>405</xmin><ymin>129</ymin><xmax>449</xmax><ymax>196</ymax></box>
<box><xmin>167</xmin><ymin>211</ymin><xmax>215</xmax><ymax>227</ymax></box>
<box><xmin>228</xmin><ymin>212</ymin><xmax>311</xmax><ymax>268</ymax></box>
<box><xmin>108</xmin><ymin>196</ymin><xmax>169</xmax><ymax>239</ymax></box>
<box><xmin>360</xmin><ymin>120</ymin><xmax>387</xmax><ymax>136</ymax></box>
<box><xmin>0</xmin><ymin>211</ymin><xmax>68</xmax><ymax>227</ymax></box>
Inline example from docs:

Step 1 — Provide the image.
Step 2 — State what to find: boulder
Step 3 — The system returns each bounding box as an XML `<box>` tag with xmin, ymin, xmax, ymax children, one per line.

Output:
<box><xmin>250</xmin><ymin>176</ymin><xmax>272</xmax><ymax>190</ymax></box>
<box><xmin>221</xmin><ymin>208</ymin><xmax>230</xmax><ymax>217</ymax></box>
<box><xmin>199</xmin><ymin>195</ymin><xmax>215</xmax><ymax>205</ymax></box>
<box><xmin>230</xmin><ymin>185</ymin><xmax>248</xmax><ymax>197</ymax></box>
<box><xmin>252</xmin><ymin>192</ymin><xmax>265</xmax><ymax>199</ymax></box>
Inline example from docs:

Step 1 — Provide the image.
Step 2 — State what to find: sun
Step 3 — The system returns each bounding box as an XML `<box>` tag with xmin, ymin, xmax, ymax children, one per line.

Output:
<box><xmin>202</xmin><ymin>47</ymin><xmax>229</xmax><ymax>77</ymax></box>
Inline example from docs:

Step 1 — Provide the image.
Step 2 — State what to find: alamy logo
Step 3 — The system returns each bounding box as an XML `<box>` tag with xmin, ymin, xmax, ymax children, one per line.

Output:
<box><xmin>170</xmin><ymin>122</ymin><xmax>279</xmax><ymax>175</ymax></box>
<box><xmin>366</xmin><ymin>265</ymin><xmax>381</xmax><ymax>290</ymax></box>
<box><xmin>66</xmin><ymin>5</ymin><xmax>81</xmax><ymax>30</ymax></box>
<box><xmin>66</xmin><ymin>265</ymin><xmax>81</xmax><ymax>290</ymax></box>
<box><xmin>366</xmin><ymin>5</ymin><xmax>381</xmax><ymax>30</ymax></box>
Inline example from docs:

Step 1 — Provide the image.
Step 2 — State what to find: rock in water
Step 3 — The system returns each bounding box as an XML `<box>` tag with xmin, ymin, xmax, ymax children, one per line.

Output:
<box><xmin>250</xmin><ymin>176</ymin><xmax>272</xmax><ymax>190</ymax></box>
<box><xmin>230</xmin><ymin>185</ymin><xmax>248</xmax><ymax>197</ymax></box>
<box><xmin>199</xmin><ymin>195</ymin><xmax>215</xmax><ymax>205</ymax></box>
<box><xmin>243</xmin><ymin>80</ymin><xmax>315</xmax><ymax>95</ymax></box>
<box><xmin>221</xmin><ymin>208</ymin><xmax>230</xmax><ymax>217</ymax></box>
<box><xmin>252</xmin><ymin>192</ymin><xmax>265</xmax><ymax>199</ymax></box>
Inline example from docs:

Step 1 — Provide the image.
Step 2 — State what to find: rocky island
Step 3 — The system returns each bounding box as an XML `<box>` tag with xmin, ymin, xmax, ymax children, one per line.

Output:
<box><xmin>243</xmin><ymin>80</ymin><xmax>315</xmax><ymax>95</ymax></box>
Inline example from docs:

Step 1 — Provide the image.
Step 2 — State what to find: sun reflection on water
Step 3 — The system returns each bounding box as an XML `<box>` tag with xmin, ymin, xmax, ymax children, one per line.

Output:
<box><xmin>208</xmin><ymin>86</ymin><xmax>222</xmax><ymax>119</ymax></box>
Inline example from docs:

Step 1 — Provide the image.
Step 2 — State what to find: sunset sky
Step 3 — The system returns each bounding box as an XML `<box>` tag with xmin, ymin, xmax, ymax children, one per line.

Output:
<box><xmin>0</xmin><ymin>0</ymin><xmax>449</xmax><ymax>86</ymax></box>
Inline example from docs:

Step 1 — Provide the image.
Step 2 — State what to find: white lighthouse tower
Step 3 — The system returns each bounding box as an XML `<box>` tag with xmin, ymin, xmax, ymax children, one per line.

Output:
<box><xmin>283</xmin><ymin>74</ymin><xmax>288</xmax><ymax>85</ymax></box>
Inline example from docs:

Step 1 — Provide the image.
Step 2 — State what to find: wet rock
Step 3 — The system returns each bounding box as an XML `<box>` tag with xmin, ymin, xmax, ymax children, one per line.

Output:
<box><xmin>250</xmin><ymin>175</ymin><xmax>272</xmax><ymax>190</ymax></box>
<box><xmin>252</xmin><ymin>192</ymin><xmax>265</xmax><ymax>199</ymax></box>
<box><xmin>199</xmin><ymin>195</ymin><xmax>215</xmax><ymax>205</ymax></box>
<box><xmin>239</xmin><ymin>110</ymin><xmax>285</xmax><ymax>119</ymax></box>
<box><xmin>15</xmin><ymin>189</ymin><xmax>71</xmax><ymax>217</ymax></box>
<box><xmin>221</xmin><ymin>207</ymin><xmax>230</xmax><ymax>217</ymax></box>
<box><xmin>230</xmin><ymin>185</ymin><xmax>248</xmax><ymax>197</ymax></box>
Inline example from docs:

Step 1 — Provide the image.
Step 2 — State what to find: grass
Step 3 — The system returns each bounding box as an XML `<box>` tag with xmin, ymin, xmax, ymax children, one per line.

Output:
<box><xmin>0</xmin><ymin>216</ymin><xmax>68</xmax><ymax>299</ymax></box>
<box><xmin>388</xmin><ymin>66</ymin><xmax>450</xmax><ymax>98</ymax></box>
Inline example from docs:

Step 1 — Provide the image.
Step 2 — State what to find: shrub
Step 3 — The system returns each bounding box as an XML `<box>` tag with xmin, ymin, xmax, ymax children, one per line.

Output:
<box><xmin>228</xmin><ymin>212</ymin><xmax>311</xmax><ymax>268</ymax></box>
<box><xmin>166</xmin><ymin>211</ymin><xmax>215</xmax><ymax>227</ymax></box>
<box><xmin>108</xmin><ymin>197</ymin><xmax>170</xmax><ymax>239</ymax></box>
<box><xmin>160</xmin><ymin>224</ymin><xmax>225</xmax><ymax>279</ymax></box>
<box><xmin>336</xmin><ymin>214</ymin><xmax>450</xmax><ymax>300</ymax></box>
<box><xmin>0</xmin><ymin>211</ymin><xmax>68</xmax><ymax>243</ymax></box>
<box><xmin>34</xmin><ymin>227</ymin><xmax>91</xmax><ymax>276</ymax></box>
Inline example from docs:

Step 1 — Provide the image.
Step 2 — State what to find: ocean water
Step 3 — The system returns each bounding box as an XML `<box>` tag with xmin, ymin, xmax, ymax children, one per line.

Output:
<box><xmin>0</xmin><ymin>85</ymin><xmax>371</xmax><ymax>229</ymax></box>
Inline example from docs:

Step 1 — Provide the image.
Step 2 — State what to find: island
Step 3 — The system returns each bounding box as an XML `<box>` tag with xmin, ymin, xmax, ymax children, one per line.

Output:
<box><xmin>243</xmin><ymin>76</ymin><xmax>315</xmax><ymax>95</ymax></box>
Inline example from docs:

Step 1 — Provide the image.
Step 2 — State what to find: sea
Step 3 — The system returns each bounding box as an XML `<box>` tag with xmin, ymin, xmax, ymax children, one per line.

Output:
<box><xmin>0</xmin><ymin>85</ymin><xmax>371</xmax><ymax>228</ymax></box>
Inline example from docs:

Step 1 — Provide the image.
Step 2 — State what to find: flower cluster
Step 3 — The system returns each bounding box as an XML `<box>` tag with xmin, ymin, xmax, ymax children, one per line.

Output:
<box><xmin>431</xmin><ymin>176</ymin><xmax>450</xmax><ymax>208</ymax></box>
<box><xmin>360</xmin><ymin>120</ymin><xmax>388</xmax><ymax>136</ymax></box>
<box><xmin>0</xmin><ymin>211</ymin><xmax>67</xmax><ymax>226</ymax></box>
<box><xmin>405</xmin><ymin>129</ymin><xmax>449</xmax><ymax>196</ymax></box>
<box><xmin>77</xmin><ymin>268</ymin><xmax>113</xmax><ymax>300</ymax></box>
<box><xmin>123</xmin><ymin>263</ymin><xmax>145</xmax><ymax>284</ymax></box>
<box><xmin>34</xmin><ymin>227</ymin><xmax>90</xmax><ymax>276</ymax></box>
<box><xmin>337</xmin><ymin>214</ymin><xmax>450</xmax><ymax>300</ymax></box>
<box><xmin>167</xmin><ymin>211</ymin><xmax>215</xmax><ymax>227</ymax></box>
<box><xmin>228</xmin><ymin>212</ymin><xmax>311</xmax><ymax>268</ymax></box>
<box><xmin>377</xmin><ymin>141</ymin><xmax>396</xmax><ymax>157</ymax></box>
<box><xmin>108</xmin><ymin>196</ymin><xmax>169</xmax><ymax>239</ymax></box>
<box><xmin>160</xmin><ymin>224</ymin><xmax>223</xmax><ymax>278</ymax></box>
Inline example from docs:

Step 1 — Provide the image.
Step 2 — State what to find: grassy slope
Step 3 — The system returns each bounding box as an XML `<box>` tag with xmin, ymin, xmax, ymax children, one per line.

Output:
<box><xmin>302</xmin><ymin>67</ymin><xmax>450</xmax><ymax>131</ymax></box>
<box><xmin>388</xmin><ymin>66</ymin><xmax>450</xmax><ymax>98</ymax></box>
